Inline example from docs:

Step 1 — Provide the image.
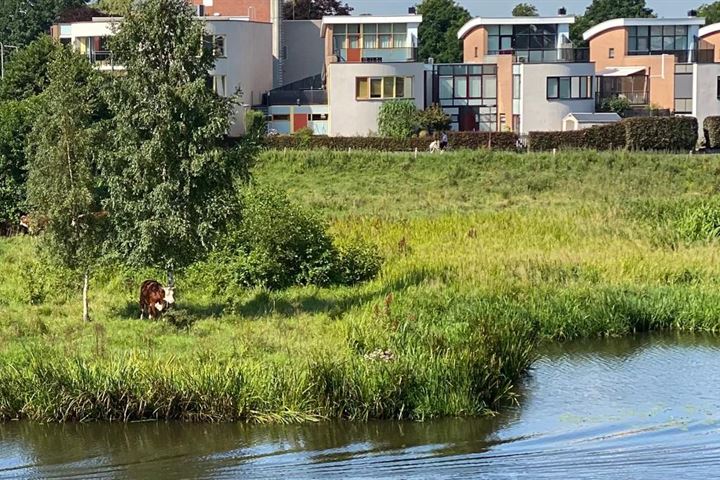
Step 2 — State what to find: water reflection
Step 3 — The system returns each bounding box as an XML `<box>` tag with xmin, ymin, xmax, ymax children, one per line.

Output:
<box><xmin>2</xmin><ymin>333</ymin><xmax>720</xmax><ymax>479</ymax></box>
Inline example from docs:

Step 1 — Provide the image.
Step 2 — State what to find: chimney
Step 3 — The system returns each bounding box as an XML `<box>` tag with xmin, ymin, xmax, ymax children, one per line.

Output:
<box><xmin>408</xmin><ymin>6</ymin><xmax>416</xmax><ymax>14</ymax></box>
<box><xmin>688</xmin><ymin>9</ymin><xmax>698</xmax><ymax>17</ymax></box>
<box><xmin>558</xmin><ymin>7</ymin><xmax>567</xmax><ymax>15</ymax></box>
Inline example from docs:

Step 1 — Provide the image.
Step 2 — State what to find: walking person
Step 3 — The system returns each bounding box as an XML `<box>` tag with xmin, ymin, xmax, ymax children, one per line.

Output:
<box><xmin>440</xmin><ymin>131</ymin><xmax>449</xmax><ymax>151</ymax></box>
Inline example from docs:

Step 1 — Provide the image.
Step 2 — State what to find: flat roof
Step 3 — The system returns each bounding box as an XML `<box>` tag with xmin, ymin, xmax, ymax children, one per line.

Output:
<box><xmin>321</xmin><ymin>14</ymin><xmax>422</xmax><ymax>36</ymax></box>
<box><xmin>583</xmin><ymin>17</ymin><xmax>706</xmax><ymax>41</ymax></box>
<box><xmin>565</xmin><ymin>112</ymin><xmax>621</xmax><ymax>123</ymax></box>
<box><xmin>699</xmin><ymin>22</ymin><xmax>720</xmax><ymax>37</ymax></box>
<box><xmin>458</xmin><ymin>16</ymin><xmax>575</xmax><ymax>40</ymax></box>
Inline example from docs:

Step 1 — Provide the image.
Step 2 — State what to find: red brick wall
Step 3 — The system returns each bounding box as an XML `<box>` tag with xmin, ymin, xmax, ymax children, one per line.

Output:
<box><xmin>191</xmin><ymin>0</ymin><xmax>271</xmax><ymax>22</ymax></box>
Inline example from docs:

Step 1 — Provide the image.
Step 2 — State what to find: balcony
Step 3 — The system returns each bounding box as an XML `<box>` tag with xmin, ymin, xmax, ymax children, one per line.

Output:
<box><xmin>264</xmin><ymin>89</ymin><xmax>328</xmax><ymax>106</ymax></box>
<box><xmin>627</xmin><ymin>48</ymin><xmax>716</xmax><ymax>63</ymax></box>
<box><xmin>488</xmin><ymin>48</ymin><xmax>590</xmax><ymax>63</ymax></box>
<box><xmin>332</xmin><ymin>47</ymin><xmax>418</xmax><ymax>63</ymax></box>
<box><xmin>88</xmin><ymin>50</ymin><xmax>123</xmax><ymax>71</ymax></box>
<box><xmin>596</xmin><ymin>92</ymin><xmax>650</xmax><ymax>111</ymax></box>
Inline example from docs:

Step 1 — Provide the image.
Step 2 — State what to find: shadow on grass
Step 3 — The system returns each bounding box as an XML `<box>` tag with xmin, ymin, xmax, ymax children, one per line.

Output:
<box><xmin>239</xmin><ymin>266</ymin><xmax>453</xmax><ymax>319</ymax></box>
<box><xmin>113</xmin><ymin>301</ymin><xmax>225</xmax><ymax>320</ymax></box>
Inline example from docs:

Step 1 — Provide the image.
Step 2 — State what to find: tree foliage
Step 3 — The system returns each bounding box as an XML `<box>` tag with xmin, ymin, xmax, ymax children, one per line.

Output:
<box><xmin>512</xmin><ymin>3</ymin><xmax>539</xmax><ymax>16</ymax></box>
<box><xmin>698</xmin><ymin>2</ymin><xmax>720</xmax><ymax>25</ymax></box>
<box><xmin>416</xmin><ymin>0</ymin><xmax>471</xmax><ymax>63</ymax></box>
<box><xmin>571</xmin><ymin>0</ymin><xmax>655</xmax><ymax>45</ymax></box>
<box><xmin>282</xmin><ymin>0</ymin><xmax>352</xmax><ymax>20</ymax></box>
<box><xmin>378</xmin><ymin>100</ymin><xmax>418</xmax><ymax>139</ymax></box>
<box><xmin>102</xmin><ymin>0</ymin><xmax>250</xmax><ymax>275</ymax></box>
<box><xmin>26</xmin><ymin>47</ymin><xmax>107</xmax><ymax>320</ymax></box>
<box><xmin>417</xmin><ymin>104</ymin><xmax>451</xmax><ymax>133</ymax></box>
<box><xmin>0</xmin><ymin>0</ymin><xmax>85</xmax><ymax>48</ymax></box>
<box><xmin>96</xmin><ymin>0</ymin><xmax>133</xmax><ymax>15</ymax></box>
<box><xmin>0</xmin><ymin>35</ymin><xmax>62</xmax><ymax>102</ymax></box>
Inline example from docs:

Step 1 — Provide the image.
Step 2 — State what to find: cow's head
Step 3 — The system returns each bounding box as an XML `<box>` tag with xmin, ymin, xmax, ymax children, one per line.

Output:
<box><xmin>163</xmin><ymin>286</ymin><xmax>175</xmax><ymax>306</ymax></box>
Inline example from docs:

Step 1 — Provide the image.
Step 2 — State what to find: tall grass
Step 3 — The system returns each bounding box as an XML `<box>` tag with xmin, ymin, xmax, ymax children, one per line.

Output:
<box><xmin>2</xmin><ymin>150</ymin><xmax>720</xmax><ymax>422</ymax></box>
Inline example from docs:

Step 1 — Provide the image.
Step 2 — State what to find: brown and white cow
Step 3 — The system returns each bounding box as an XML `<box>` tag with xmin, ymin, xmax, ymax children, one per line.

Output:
<box><xmin>139</xmin><ymin>280</ymin><xmax>175</xmax><ymax>320</ymax></box>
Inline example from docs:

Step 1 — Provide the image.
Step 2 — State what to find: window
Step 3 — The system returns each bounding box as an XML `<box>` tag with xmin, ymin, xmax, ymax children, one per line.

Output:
<box><xmin>333</xmin><ymin>23</ymin><xmax>408</xmax><ymax>53</ymax></box>
<box><xmin>213</xmin><ymin>75</ymin><xmax>226</xmax><ymax>96</ymax></box>
<box><xmin>272</xmin><ymin>114</ymin><xmax>290</xmax><ymax>121</ymax></box>
<box><xmin>513</xmin><ymin>74</ymin><xmax>521</xmax><ymax>99</ymax></box>
<box><xmin>203</xmin><ymin>35</ymin><xmax>226</xmax><ymax>58</ymax></box>
<box><xmin>609</xmin><ymin>48</ymin><xmax>615</xmax><ymax>58</ymax></box>
<box><xmin>546</xmin><ymin>76</ymin><xmax>592</xmax><ymax>99</ymax></box>
<box><xmin>487</xmin><ymin>24</ymin><xmax>557</xmax><ymax>54</ymax></box>
<box><xmin>310</xmin><ymin>113</ymin><xmax>328</xmax><ymax>121</ymax></box>
<box><xmin>717</xmin><ymin>76</ymin><xmax>720</xmax><ymax>99</ymax></box>
<box><xmin>436</xmin><ymin>65</ymin><xmax>497</xmax><ymax>102</ymax></box>
<box><xmin>356</xmin><ymin>76</ymin><xmax>413</xmax><ymax>99</ymax></box>
<box><xmin>628</xmin><ymin>25</ymin><xmax>687</xmax><ymax>55</ymax></box>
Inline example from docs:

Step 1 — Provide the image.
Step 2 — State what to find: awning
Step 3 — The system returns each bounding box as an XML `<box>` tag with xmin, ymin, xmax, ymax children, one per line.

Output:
<box><xmin>596</xmin><ymin>66</ymin><xmax>647</xmax><ymax>77</ymax></box>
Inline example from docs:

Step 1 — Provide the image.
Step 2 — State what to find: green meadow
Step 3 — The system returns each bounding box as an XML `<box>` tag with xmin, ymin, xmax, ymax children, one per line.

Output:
<box><xmin>2</xmin><ymin>149</ymin><xmax>720</xmax><ymax>422</ymax></box>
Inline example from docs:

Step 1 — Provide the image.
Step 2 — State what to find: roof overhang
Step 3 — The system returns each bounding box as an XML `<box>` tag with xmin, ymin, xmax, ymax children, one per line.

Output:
<box><xmin>458</xmin><ymin>16</ymin><xmax>575</xmax><ymax>40</ymax></box>
<box><xmin>565</xmin><ymin>112</ymin><xmax>622</xmax><ymax>123</ymax></box>
<box><xmin>597</xmin><ymin>66</ymin><xmax>647</xmax><ymax>77</ymax></box>
<box><xmin>699</xmin><ymin>22</ymin><xmax>720</xmax><ymax>38</ymax></box>
<box><xmin>321</xmin><ymin>15</ymin><xmax>422</xmax><ymax>37</ymax></box>
<box><xmin>583</xmin><ymin>17</ymin><xmax>706</xmax><ymax>41</ymax></box>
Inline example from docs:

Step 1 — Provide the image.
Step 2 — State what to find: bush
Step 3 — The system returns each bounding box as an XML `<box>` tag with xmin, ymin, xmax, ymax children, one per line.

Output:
<box><xmin>244</xmin><ymin>109</ymin><xmax>266</xmax><ymax>139</ymax></box>
<box><xmin>704</xmin><ymin>116</ymin><xmax>720</xmax><ymax>149</ymax></box>
<box><xmin>262</xmin><ymin>131</ymin><xmax>519</xmax><ymax>151</ymax></box>
<box><xmin>377</xmin><ymin>100</ymin><xmax>418</xmax><ymax>139</ymax></box>
<box><xmin>623</xmin><ymin>116</ymin><xmax>697</xmax><ymax>151</ymax></box>
<box><xmin>528</xmin><ymin>123</ymin><xmax>625</xmax><ymax>151</ymax></box>
<box><xmin>601</xmin><ymin>96</ymin><xmax>631</xmax><ymax>116</ymax></box>
<box><xmin>530</xmin><ymin>117</ymin><xmax>698</xmax><ymax>152</ymax></box>
<box><xmin>417</xmin><ymin>104</ymin><xmax>451</xmax><ymax>133</ymax></box>
<box><xmin>204</xmin><ymin>186</ymin><xmax>382</xmax><ymax>290</ymax></box>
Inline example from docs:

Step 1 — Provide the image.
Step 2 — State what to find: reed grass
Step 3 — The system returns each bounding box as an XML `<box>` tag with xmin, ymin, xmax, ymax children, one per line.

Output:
<box><xmin>2</xmin><ymin>150</ymin><xmax>720</xmax><ymax>422</ymax></box>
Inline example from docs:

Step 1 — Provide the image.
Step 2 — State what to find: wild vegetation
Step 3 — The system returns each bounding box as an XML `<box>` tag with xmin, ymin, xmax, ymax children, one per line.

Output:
<box><xmin>2</xmin><ymin>150</ymin><xmax>720</xmax><ymax>422</ymax></box>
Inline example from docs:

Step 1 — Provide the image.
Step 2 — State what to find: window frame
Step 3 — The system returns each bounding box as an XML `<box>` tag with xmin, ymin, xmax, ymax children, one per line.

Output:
<box><xmin>546</xmin><ymin>76</ymin><xmax>592</xmax><ymax>100</ymax></box>
<box><xmin>356</xmin><ymin>76</ymin><xmax>413</xmax><ymax>100</ymax></box>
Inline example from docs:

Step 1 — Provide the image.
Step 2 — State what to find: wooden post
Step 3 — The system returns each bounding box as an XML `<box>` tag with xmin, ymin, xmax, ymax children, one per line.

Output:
<box><xmin>82</xmin><ymin>271</ymin><xmax>90</xmax><ymax>322</ymax></box>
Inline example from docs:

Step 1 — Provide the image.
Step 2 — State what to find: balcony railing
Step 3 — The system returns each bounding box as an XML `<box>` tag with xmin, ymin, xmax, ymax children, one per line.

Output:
<box><xmin>333</xmin><ymin>47</ymin><xmax>418</xmax><ymax>63</ymax></box>
<box><xmin>264</xmin><ymin>89</ymin><xmax>328</xmax><ymax>106</ymax></box>
<box><xmin>88</xmin><ymin>50</ymin><xmax>120</xmax><ymax>70</ymax></box>
<box><xmin>487</xmin><ymin>48</ymin><xmax>590</xmax><ymax>63</ymax></box>
<box><xmin>596</xmin><ymin>92</ymin><xmax>650</xmax><ymax>110</ymax></box>
<box><xmin>627</xmin><ymin>48</ymin><xmax>716</xmax><ymax>63</ymax></box>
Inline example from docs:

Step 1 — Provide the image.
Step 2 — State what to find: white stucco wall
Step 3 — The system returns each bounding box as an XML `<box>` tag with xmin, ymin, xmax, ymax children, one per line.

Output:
<box><xmin>205</xmin><ymin>19</ymin><xmax>273</xmax><ymax>136</ymax></box>
<box><xmin>519</xmin><ymin>62</ymin><xmax>596</xmax><ymax>134</ymax></box>
<box><xmin>693</xmin><ymin>63</ymin><xmax>720</xmax><ymax>138</ymax></box>
<box><xmin>327</xmin><ymin>62</ymin><xmax>426</xmax><ymax>136</ymax></box>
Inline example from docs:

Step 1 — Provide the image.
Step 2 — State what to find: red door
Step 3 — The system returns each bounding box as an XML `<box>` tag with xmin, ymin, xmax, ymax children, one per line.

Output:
<box><xmin>346</xmin><ymin>48</ymin><xmax>361</xmax><ymax>62</ymax></box>
<box><xmin>293</xmin><ymin>114</ymin><xmax>308</xmax><ymax>132</ymax></box>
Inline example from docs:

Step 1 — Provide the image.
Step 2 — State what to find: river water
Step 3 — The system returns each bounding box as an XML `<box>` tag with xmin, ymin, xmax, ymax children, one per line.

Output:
<box><xmin>2</xmin><ymin>333</ymin><xmax>720</xmax><ymax>479</ymax></box>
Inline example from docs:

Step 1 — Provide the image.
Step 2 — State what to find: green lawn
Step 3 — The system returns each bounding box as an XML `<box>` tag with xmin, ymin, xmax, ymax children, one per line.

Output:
<box><xmin>2</xmin><ymin>149</ymin><xmax>720</xmax><ymax>422</ymax></box>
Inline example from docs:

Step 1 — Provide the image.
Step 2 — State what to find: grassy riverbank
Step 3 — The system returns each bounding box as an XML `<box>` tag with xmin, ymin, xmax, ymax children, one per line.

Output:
<box><xmin>2</xmin><ymin>150</ymin><xmax>720</xmax><ymax>422</ymax></box>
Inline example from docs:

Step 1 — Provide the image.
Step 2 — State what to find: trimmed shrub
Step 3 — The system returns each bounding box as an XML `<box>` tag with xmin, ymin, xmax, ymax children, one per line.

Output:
<box><xmin>623</xmin><ymin>116</ymin><xmax>697</xmax><ymax>151</ymax></box>
<box><xmin>704</xmin><ymin>116</ymin><xmax>720</xmax><ymax>149</ymax></box>
<box><xmin>528</xmin><ymin>123</ymin><xmax>625</xmax><ymax>151</ymax></box>
<box><xmin>417</xmin><ymin>104</ymin><xmax>451</xmax><ymax>133</ymax></box>
<box><xmin>262</xmin><ymin>131</ymin><xmax>518</xmax><ymax>151</ymax></box>
<box><xmin>244</xmin><ymin>109</ymin><xmax>266</xmax><ymax>139</ymax></box>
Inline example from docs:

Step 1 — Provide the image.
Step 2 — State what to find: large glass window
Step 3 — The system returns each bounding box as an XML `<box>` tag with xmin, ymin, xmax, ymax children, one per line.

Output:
<box><xmin>628</xmin><ymin>25</ymin><xmax>688</xmax><ymax>55</ymax></box>
<box><xmin>487</xmin><ymin>24</ymin><xmax>556</xmax><ymax>54</ymax></box>
<box><xmin>356</xmin><ymin>76</ymin><xmax>413</xmax><ymax>99</ymax></box>
<box><xmin>335</xmin><ymin>23</ymin><xmax>409</xmax><ymax>52</ymax></box>
<box><xmin>546</xmin><ymin>76</ymin><xmax>592</xmax><ymax>99</ymax></box>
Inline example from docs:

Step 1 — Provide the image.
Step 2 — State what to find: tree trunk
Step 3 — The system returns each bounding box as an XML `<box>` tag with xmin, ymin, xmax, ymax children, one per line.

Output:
<box><xmin>82</xmin><ymin>271</ymin><xmax>90</xmax><ymax>323</ymax></box>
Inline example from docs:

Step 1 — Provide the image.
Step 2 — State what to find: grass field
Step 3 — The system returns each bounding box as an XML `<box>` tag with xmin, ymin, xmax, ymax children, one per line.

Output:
<box><xmin>2</xmin><ymin>149</ymin><xmax>720</xmax><ymax>422</ymax></box>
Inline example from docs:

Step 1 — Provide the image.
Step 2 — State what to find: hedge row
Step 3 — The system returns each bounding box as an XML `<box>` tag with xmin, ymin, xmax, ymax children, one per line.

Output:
<box><xmin>529</xmin><ymin>117</ymin><xmax>698</xmax><ymax>152</ymax></box>
<box><xmin>263</xmin><ymin>131</ymin><xmax>519</xmax><ymax>151</ymax></box>
<box><xmin>704</xmin><ymin>116</ymin><xmax>720</xmax><ymax>149</ymax></box>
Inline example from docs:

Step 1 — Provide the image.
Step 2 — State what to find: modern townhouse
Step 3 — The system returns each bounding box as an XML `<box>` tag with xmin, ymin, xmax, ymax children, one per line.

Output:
<box><xmin>51</xmin><ymin>15</ymin><xmax>273</xmax><ymax>136</ymax></box>
<box><xmin>444</xmin><ymin>13</ymin><xmax>596</xmax><ymax>134</ymax></box>
<box><xmin>265</xmin><ymin>13</ymin><xmax>423</xmax><ymax>136</ymax></box>
<box><xmin>583</xmin><ymin>15</ymin><xmax>720</xmax><ymax>132</ymax></box>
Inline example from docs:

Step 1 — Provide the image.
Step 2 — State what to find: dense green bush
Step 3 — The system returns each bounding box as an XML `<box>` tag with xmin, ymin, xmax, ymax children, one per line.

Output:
<box><xmin>244</xmin><ymin>109</ymin><xmax>266</xmax><ymax>138</ymax></box>
<box><xmin>201</xmin><ymin>186</ymin><xmax>382</xmax><ymax>291</ymax></box>
<box><xmin>529</xmin><ymin>123</ymin><xmax>625</xmax><ymax>151</ymax></box>
<box><xmin>417</xmin><ymin>104</ymin><xmax>451</xmax><ymax>133</ymax></box>
<box><xmin>704</xmin><ymin>116</ymin><xmax>720</xmax><ymax>149</ymax></box>
<box><xmin>530</xmin><ymin>117</ymin><xmax>698</xmax><ymax>152</ymax></box>
<box><xmin>624</xmin><ymin>116</ymin><xmax>697</xmax><ymax>151</ymax></box>
<box><xmin>263</xmin><ymin>131</ymin><xmax>519</xmax><ymax>151</ymax></box>
<box><xmin>377</xmin><ymin>100</ymin><xmax>418</xmax><ymax>138</ymax></box>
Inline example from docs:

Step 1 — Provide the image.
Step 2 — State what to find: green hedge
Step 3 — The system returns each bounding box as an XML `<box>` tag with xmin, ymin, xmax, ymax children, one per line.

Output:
<box><xmin>623</xmin><ymin>116</ymin><xmax>698</xmax><ymax>151</ymax></box>
<box><xmin>263</xmin><ymin>131</ymin><xmax>519</xmax><ymax>151</ymax></box>
<box><xmin>704</xmin><ymin>116</ymin><xmax>720</xmax><ymax>149</ymax></box>
<box><xmin>530</xmin><ymin>116</ymin><xmax>698</xmax><ymax>152</ymax></box>
<box><xmin>528</xmin><ymin>123</ymin><xmax>625</xmax><ymax>151</ymax></box>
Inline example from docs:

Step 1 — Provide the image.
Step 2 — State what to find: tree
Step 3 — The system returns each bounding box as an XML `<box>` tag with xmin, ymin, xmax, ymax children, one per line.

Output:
<box><xmin>102</xmin><ymin>0</ymin><xmax>250</xmax><ymax>286</ymax></box>
<box><xmin>416</xmin><ymin>0</ymin><xmax>471</xmax><ymax>63</ymax></box>
<box><xmin>417</xmin><ymin>104</ymin><xmax>451</xmax><ymax>133</ymax></box>
<box><xmin>0</xmin><ymin>35</ymin><xmax>62</xmax><ymax>102</ymax></box>
<box><xmin>283</xmin><ymin>0</ymin><xmax>352</xmax><ymax>20</ymax></box>
<box><xmin>96</xmin><ymin>0</ymin><xmax>133</xmax><ymax>15</ymax></box>
<box><xmin>0</xmin><ymin>0</ymin><xmax>85</xmax><ymax>48</ymax></box>
<box><xmin>512</xmin><ymin>3</ymin><xmax>539</xmax><ymax>16</ymax></box>
<box><xmin>26</xmin><ymin>47</ymin><xmax>107</xmax><ymax>322</ymax></box>
<box><xmin>378</xmin><ymin>100</ymin><xmax>418</xmax><ymax>139</ymax></box>
<box><xmin>698</xmin><ymin>2</ymin><xmax>720</xmax><ymax>25</ymax></box>
<box><xmin>571</xmin><ymin>0</ymin><xmax>654</xmax><ymax>45</ymax></box>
